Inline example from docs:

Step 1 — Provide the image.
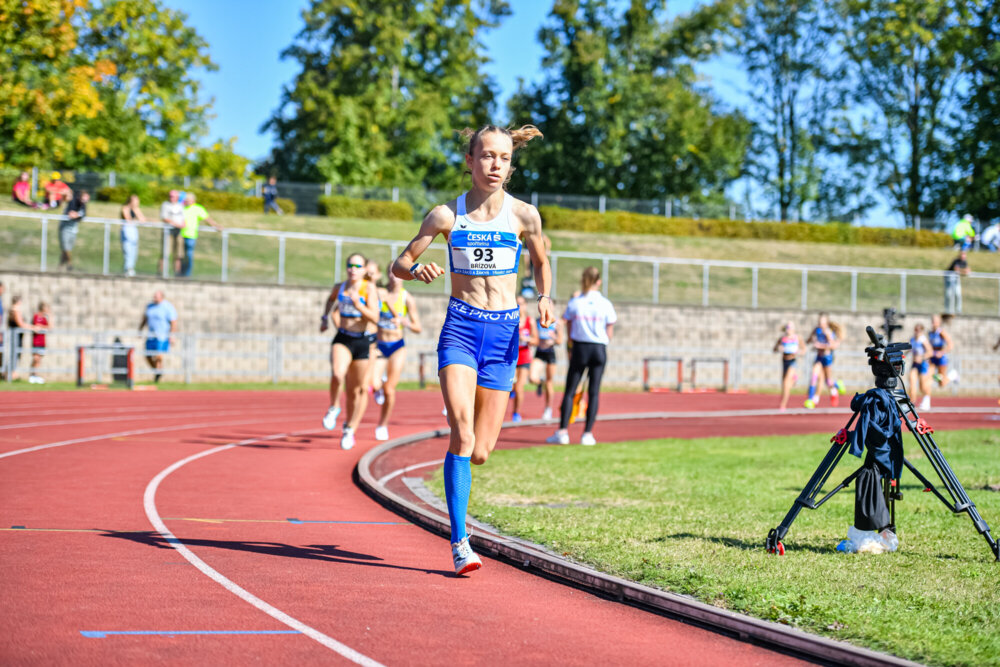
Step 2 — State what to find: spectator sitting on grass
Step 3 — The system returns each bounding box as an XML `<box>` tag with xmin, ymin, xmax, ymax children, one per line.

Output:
<box><xmin>12</xmin><ymin>172</ymin><xmax>41</xmax><ymax>208</ymax></box>
<box><xmin>262</xmin><ymin>176</ymin><xmax>283</xmax><ymax>215</ymax></box>
<box><xmin>952</xmin><ymin>214</ymin><xmax>976</xmax><ymax>251</ymax></box>
<box><xmin>43</xmin><ymin>172</ymin><xmax>72</xmax><ymax>209</ymax></box>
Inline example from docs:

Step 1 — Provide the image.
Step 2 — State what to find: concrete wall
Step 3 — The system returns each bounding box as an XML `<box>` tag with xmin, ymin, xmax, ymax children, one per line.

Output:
<box><xmin>2</xmin><ymin>270</ymin><xmax>997</xmax><ymax>390</ymax></box>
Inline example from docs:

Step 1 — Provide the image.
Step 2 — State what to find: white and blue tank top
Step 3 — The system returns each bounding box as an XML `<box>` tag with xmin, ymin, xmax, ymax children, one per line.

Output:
<box><xmin>448</xmin><ymin>192</ymin><xmax>522</xmax><ymax>277</ymax></box>
<box><xmin>337</xmin><ymin>282</ymin><xmax>372</xmax><ymax>319</ymax></box>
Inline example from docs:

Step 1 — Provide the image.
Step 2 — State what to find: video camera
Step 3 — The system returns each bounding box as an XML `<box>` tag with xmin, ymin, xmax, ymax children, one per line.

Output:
<box><xmin>865</xmin><ymin>325</ymin><xmax>909</xmax><ymax>389</ymax></box>
<box><xmin>881</xmin><ymin>308</ymin><xmax>904</xmax><ymax>343</ymax></box>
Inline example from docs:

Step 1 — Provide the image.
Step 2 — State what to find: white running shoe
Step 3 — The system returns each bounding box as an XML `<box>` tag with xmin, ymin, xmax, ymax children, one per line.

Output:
<box><xmin>919</xmin><ymin>396</ymin><xmax>931</xmax><ymax>411</ymax></box>
<box><xmin>542</xmin><ymin>407</ymin><xmax>553</xmax><ymax>420</ymax></box>
<box><xmin>451</xmin><ymin>536</ymin><xmax>482</xmax><ymax>575</ymax></box>
<box><xmin>545</xmin><ymin>430</ymin><xmax>569</xmax><ymax>445</ymax></box>
<box><xmin>340</xmin><ymin>427</ymin><xmax>355</xmax><ymax>450</ymax></box>
<box><xmin>580</xmin><ymin>432</ymin><xmax>597</xmax><ymax>446</ymax></box>
<box><xmin>374</xmin><ymin>389</ymin><xmax>385</xmax><ymax>405</ymax></box>
<box><xmin>322</xmin><ymin>406</ymin><xmax>340</xmax><ymax>431</ymax></box>
<box><xmin>374</xmin><ymin>425</ymin><xmax>389</xmax><ymax>441</ymax></box>
<box><xmin>947</xmin><ymin>369</ymin><xmax>959</xmax><ymax>384</ymax></box>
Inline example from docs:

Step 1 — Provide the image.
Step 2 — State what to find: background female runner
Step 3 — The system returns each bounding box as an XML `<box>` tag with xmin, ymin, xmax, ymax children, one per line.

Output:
<box><xmin>363</xmin><ymin>259</ymin><xmax>383</xmax><ymax>397</ymax></box>
<box><xmin>391</xmin><ymin>124</ymin><xmax>552</xmax><ymax>575</ymax></box>
<box><xmin>908</xmin><ymin>322</ymin><xmax>933</xmax><ymax>410</ymax></box>
<box><xmin>372</xmin><ymin>261</ymin><xmax>422</xmax><ymax>441</ymax></box>
<box><xmin>928</xmin><ymin>313</ymin><xmax>956</xmax><ymax>389</ymax></box>
<box><xmin>546</xmin><ymin>267</ymin><xmax>616</xmax><ymax>446</ymax></box>
<box><xmin>510</xmin><ymin>294</ymin><xmax>538</xmax><ymax>422</ymax></box>
<box><xmin>531</xmin><ymin>307</ymin><xmax>562</xmax><ymax>420</ymax></box>
<box><xmin>804</xmin><ymin>312</ymin><xmax>845</xmax><ymax>409</ymax></box>
<box><xmin>320</xmin><ymin>252</ymin><xmax>380</xmax><ymax>450</ymax></box>
<box><xmin>772</xmin><ymin>321</ymin><xmax>800</xmax><ymax>411</ymax></box>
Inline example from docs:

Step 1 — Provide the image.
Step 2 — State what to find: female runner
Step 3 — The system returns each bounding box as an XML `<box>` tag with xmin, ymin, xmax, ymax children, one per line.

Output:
<box><xmin>804</xmin><ymin>312</ymin><xmax>845</xmax><ymax>408</ymax></box>
<box><xmin>363</xmin><ymin>259</ymin><xmax>383</xmax><ymax>397</ymax></box>
<box><xmin>532</xmin><ymin>309</ymin><xmax>562</xmax><ymax>420</ymax></box>
<box><xmin>320</xmin><ymin>252</ymin><xmax>380</xmax><ymax>450</ymax></box>
<box><xmin>510</xmin><ymin>295</ymin><xmax>538</xmax><ymax>422</ymax></box>
<box><xmin>908</xmin><ymin>322</ymin><xmax>932</xmax><ymax>410</ymax></box>
<box><xmin>372</xmin><ymin>261</ymin><xmax>422</xmax><ymax>441</ymax></box>
<box><xmin>928</xmin><ymin>313</ymin><xmax>956</xmax><ymax>389</ymax></box>
<box><xmin>772</xmin><ymin>321</ymin><xmax>800</xmax><ymax>411</ymax></box>
<box><xmin>391</xmin><ymin>124</ymin><xmax>551</xmax><ymax>575</ymax></box>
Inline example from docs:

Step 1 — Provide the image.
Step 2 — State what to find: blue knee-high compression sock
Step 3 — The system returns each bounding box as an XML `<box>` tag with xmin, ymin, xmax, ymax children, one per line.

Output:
<box><xmin>443</xmin><ymin>452</ymin><xmax>471</xmax><ymax>544</ymax></box>
<box><xmin>808</xmin><ymin>373</ymin><xmax>819</xmax><ymax>400</ymax></box>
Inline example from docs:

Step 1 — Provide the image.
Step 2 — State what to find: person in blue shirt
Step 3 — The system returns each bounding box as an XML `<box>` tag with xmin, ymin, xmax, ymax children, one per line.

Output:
<box><xmin>139</xmin><ymin>291</ymin><xmax>178</xmax><ymax>383</ymax></box>
<box><xmin>804</xmin><ymin>312</ymin><xmax>845</xmax><ymax>409</ymax></box>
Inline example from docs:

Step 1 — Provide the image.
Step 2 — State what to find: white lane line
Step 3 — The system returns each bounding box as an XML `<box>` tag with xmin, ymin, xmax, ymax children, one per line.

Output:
<box><xmin>0</xmin><ymin>413</ymin><xmax>315</xmax><ymax>460</ymax></box>
<box><xmin>144</xmin><ymin>432</ymin><xmax>384</xmax><ymax>667</ymax></box>
<box><xmin>377</xmin><ymin>460</ymin><xmax>442</xmax><ymax>486</ymax></box>
<box><xmin>0</xmin><ymin>403</ymin><xmax>312</xmax><ymax>419</ymax></box>
<box><xmin>0</xmin><ymin>407</ymin><xmax>316</xmax><ymax>432</ymax></box>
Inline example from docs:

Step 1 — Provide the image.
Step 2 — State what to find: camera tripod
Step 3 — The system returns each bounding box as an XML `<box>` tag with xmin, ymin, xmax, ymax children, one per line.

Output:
<box><xmin>765</xmin><ymin>327</ymin><xmax>999</xmax><ymax>561</ymax></box>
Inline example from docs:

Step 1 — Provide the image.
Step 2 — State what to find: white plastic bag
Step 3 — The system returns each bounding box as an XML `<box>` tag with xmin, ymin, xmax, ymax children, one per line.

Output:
<box><xmin>840</xmin><ymin>526</ymin><xmax>898</xmax><ymax>554</ymax></box>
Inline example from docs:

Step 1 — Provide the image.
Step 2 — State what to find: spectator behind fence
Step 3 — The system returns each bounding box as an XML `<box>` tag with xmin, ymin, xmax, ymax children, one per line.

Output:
<box><xmin>139</xmin><ymin>290</ymin><xmax>177</xmax><ymax>383</ymax></box>
<box><xmin>59</xmin><ymin>190</ymin><xmax>89</xmax><ymax>271</ymax></box>
<box><xmin>262</xmin><ymin>176</ymin><xmax>283</xmax><ymax>215</ymax></box>
<box><xmin>179</xmin><ymin>193</ymin><xmax>222</xmax><ymax>278</ymax></box>
<box><xmin>944</xmin><ymin>250</ymin><xmax>970</xmax><ymax>314</ymax></box>
<box><xmin>0</xmin><ymin>281</ymin><xmax>5</xmax><ymax>379</ymax></box>
<box><xmin>120</xmin><ymin>194</ymin><xmax>145</xmax><ymax>277</ymax></box>
<box><xmin>158</xmin><ymin>190</ymin><xmax>186</xmax><ymax>276</ymax></box>
<box><xmin>29</xmin><ymin>302</ymin><xmax>50</xmax><ymax>385</ymax></box>
<box><xmin>43</xmin><ymin>172</ymin><xmax>72</xmax><ymax>209</ymax></box>
<box><xmin>12</xmin><ymin>171</ymin><xmax>41</xmax><ymax>208</ymax></box>
<box><xmin>981</xmin><ymin>222</ymin><xmax>999</xmax><ymax>252</ymax></box>
<box><xmin>6</xmin><ymin>295</ymin><xmax>33</xmax><ymax>381</ymax></box>
<box><xmin>952</xmin><ymin>214</ymin><xmax>976</xmax><ymax>251</ymax></box>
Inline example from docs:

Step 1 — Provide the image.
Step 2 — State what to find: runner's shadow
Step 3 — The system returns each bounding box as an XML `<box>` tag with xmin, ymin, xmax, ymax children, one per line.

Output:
<box><xmin>99</xmin><ymin>530</ymin><xmax>454</xmax><ymax>577</ymax></box>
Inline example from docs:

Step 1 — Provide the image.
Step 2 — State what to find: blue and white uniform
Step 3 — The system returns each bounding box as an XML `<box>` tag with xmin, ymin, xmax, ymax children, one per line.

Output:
<box><xmin>377</xmin><ymin>289</ymin><xmax>408</xmax><ymax>359</ymax></box>
<box><xmin>333</xmin><ymin>282</ymin><xmax>376</xmax><ymax>360</ymax></box>
<box><xmin>437</xmin><ymin>192</ymin><xmax>522</xmax><ymax>391</ymax></box>
<box><xmin>813</xmin><ymin>327</ymin><xmax>836</xmax><ymax>367</ymax></box>
<box><xmin>928</xmin><ymin>328</ymin><xmax>948</xmax><ymax>367</ymax></box>
<box><xmin>535</xmin><ymin>320</ymin><xmax>558</xmax><ymax>364</ymax></box>
<box><xmin>779</xmin><ymin>334</ymin><xmax>799</xmax><ymax>375</ymax></box>
<box><xmin>910</xmin><ymin>335</ymin><xmax>929</xmax><ymax>375</ymax></box>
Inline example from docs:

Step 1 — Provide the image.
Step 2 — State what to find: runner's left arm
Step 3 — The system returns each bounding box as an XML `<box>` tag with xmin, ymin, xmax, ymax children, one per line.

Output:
<box><xmin>521</xmin><ymin>207</ymin><xmax>554</xmax><ymax>327</ymax></box>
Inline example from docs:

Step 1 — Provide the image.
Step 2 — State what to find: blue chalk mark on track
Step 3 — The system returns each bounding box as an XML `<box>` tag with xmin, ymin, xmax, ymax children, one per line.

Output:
<box><xmin>81</xmin><ymin>630</ymin><xmax>301</xmax><ymax>638</ymax></box>
<box><xmin>286</xmin><ymin>518</ymin><xmax>405</xmax><ymax>525</ymax></box>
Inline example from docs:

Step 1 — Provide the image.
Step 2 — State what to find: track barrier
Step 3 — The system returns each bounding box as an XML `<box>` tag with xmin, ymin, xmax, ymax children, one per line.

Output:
<box><xmin>642</xmin><ymin>357</ymin><xmax>683</xmax><ymax>392</ymax></box>
<box><xmin>76</xmin><ymin>343</ymin><xmax>134</xmax><ymax>389</ymax></box>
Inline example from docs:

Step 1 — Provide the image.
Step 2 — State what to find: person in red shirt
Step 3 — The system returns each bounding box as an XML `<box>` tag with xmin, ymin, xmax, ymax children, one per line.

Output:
<box><xmin>12</xmin><ymin>171</ymin><xmax>40</xmax><ymax>208</ymax></box>
<box><xmin>43</xmin><ymin>172</ymin><xmax>72</xmax><ymax>209</ymax></box>
<box><xmin>29</xmin><ymin>302</ymin><xmax>50</xmax><ymax>385</ymax></box>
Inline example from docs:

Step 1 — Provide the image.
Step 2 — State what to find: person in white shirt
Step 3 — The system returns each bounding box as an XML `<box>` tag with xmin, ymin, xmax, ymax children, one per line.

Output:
<box><xmin>546</xmin><ymin>267</ymin><xmax>616</xmax><ymax>446</ymax></box>
<box><xmin>158</xmin><ymin>190</ymin><xmax>186</xmax><ymax>276</ymax></box>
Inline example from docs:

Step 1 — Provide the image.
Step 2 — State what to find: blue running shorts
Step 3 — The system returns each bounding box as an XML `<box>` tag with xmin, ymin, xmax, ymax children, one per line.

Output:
<box><xmin>913</xmin><ymin>359</ymin><xmax>929</xmax><ymax>375</ymax></box>
<box><xmin>815</xmin><ymin>352</ymin><xmax>834</xmax><ymax>367</ymax></box>
<box><xmin>145</xmin><ymin>337</ymin><xmax>170</xmax><ymax>354</ymax></box>
<box><xmin>377</xmin><ymin>339</ymin><xmax>405</xmax><ymax>359</ymax></box>
<box><xmin>930</xmin><ymin>354</ymin><xmax>949</xmax><ymax>367</ymax></box>
<box><xmin>438</xmin><ymin>297</ymin><xmax>519</xmax><ymax>391</ymax></box>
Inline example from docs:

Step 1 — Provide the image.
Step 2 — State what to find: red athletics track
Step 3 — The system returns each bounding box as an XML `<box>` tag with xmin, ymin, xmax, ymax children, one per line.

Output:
<box><xmin>1</xmin><ymin>389</ymin><xmax>996</xmax><ymax>665</ymax></box>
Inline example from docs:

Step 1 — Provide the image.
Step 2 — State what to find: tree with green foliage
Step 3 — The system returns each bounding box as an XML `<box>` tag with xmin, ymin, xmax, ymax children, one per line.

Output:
<box><xmin>263</xmin><ymin>0</ymin><xmax>509</xmax><ymax>188</ymax></box>
<box><xmin>505</xmin><ymin>0</ymin><xmax>748</xmax><ymax>202</ymax></box>
<box><xmin>835</xmin><ymin>0</ymin><xmax>972</xmax><ymax>227</ymax></box>
<box><xmin>946</xmin><ymin>1</ymin><xmax>1000</xmax><ymax>222</ymax></box>
<box><xmin>0</xmin><ymin>0</ymin><xmax>219</xmax><ymax>174</ymax></box>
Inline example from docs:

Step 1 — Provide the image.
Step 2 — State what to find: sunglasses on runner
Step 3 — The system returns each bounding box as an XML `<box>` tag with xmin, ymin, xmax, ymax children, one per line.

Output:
<box><xmin>346</xmin><ymin>263</ymin><xmax>364</xmax><ymax>269</ymax></box>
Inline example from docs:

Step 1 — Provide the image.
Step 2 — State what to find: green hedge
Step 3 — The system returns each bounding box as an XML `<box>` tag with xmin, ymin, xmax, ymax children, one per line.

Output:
<box><xmin>96</xmin><ymin>185</ymin><xmax>296</xmax><ymax>215</ymax></box>
<box><xmin>317</xmin><ymin>194</ymin><xmax>413</xmax><ymax>221</ymax></box>
<box><xmin>539</xmin><ymin>206</ymin><xmax>949</xmax><ymax>247</ymax></box>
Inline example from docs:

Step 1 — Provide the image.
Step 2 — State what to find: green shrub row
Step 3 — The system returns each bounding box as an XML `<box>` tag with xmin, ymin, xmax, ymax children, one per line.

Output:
<box><xmin>539</xmin><ymin>206</ymin><xmax>950</xmax><ymax>247</ymax></box>
<box><xmin>317</xmin><ymin>195</ymin><xmax>413</xmax><ymax>221</ymax></box>
<box><xmin>96</xmin><ymin>185</ymin><xmax>297</xmax><ymax>215</ymax></box>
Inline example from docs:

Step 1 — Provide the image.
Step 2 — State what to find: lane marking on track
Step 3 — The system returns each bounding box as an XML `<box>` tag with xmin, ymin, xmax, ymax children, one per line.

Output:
<box><xmin>0</xmin><ymin>406</ymin><xmax>317</xmax><ymax>431</ymax></box>
<box><xmin>144</xmin><ymin>431</ymin><xmax>385</xmax><ymax>667</ymax></box>
<box><xmin>0</xmin><ymin>413</ymin><xmax>315</xmax><ymax>460</ymax></box>
<box><xmin>377</xmin><ymin>460</ymin><xmax>442</xmax><ymax>486</ymax></box>
<box><xmin>285</xmin><ymin>518</ymin><xmax>408</xmax><ymax>525</ymax></box>
<box><xmin>160</xmin><ymin>517</ymin><xmax>409</xmax><ymax>526</ymax></box>
<box><xmin>81</xmin><ymin>630</ymin><xmax>301</xmax><ymax>638</ymax></box>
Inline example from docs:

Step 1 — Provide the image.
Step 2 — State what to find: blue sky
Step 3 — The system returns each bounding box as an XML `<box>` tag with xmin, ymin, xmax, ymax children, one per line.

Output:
<box><xmin>165</xmin><ymin>0</ymin><xmax>744</xmax><ymax>161</ymax></box>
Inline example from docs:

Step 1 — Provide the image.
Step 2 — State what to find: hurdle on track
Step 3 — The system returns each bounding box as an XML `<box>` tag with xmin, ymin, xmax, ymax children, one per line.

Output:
<box><xmin>642</xmin><ymin>356</ymin><xmax>684</xmax><ymax>393</ymax></box>
<box><xmin>689</xmin><ymin>357</ymin><xmax>730</xmax><ymax>393</ymax></box>
<box><xmin>418</xmin><ymin>351</ymin><xmax>435</xmax><ymax>389</ymax></box>
<box><xmin>76</xmin><ymin>344</ymin><xmax>134</xmax><ymax>389</ymax></box>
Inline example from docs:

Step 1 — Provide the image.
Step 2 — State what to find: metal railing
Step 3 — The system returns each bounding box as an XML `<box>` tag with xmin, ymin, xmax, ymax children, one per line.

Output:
<box><xmin>4</xmin><ymin>327</ymin><xmax>996</xmax><ymax>393</ymax></box>
<box><xmin>3</xmin><ymin>209</ymin><xmax>999</xmax><ymax>315</ymax></box>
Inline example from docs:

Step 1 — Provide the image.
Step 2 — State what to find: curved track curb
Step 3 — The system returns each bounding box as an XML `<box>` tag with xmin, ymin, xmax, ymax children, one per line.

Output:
<box><xmin>355</xmin><ymin>415</ymin><xmax>919</xmax><ymax>667</ymax></box>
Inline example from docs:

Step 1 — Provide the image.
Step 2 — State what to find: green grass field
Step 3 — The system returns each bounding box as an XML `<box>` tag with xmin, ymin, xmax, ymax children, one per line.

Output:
<box><xmin>4</xmin><ymin>201</ymin><xmax>999</xmax><ymax>312</ymax></box>
<box><xmin>428</xmin><ymin>429</ymin><xmax>1000</xmax><ymax>666</ymax></box>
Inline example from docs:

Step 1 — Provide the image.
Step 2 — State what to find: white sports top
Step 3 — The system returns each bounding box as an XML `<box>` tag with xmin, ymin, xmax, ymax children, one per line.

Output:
<box><xmin>448</xmin><ymin>192</ymin><xmax>522</xmax><ymax>277</ymax></box>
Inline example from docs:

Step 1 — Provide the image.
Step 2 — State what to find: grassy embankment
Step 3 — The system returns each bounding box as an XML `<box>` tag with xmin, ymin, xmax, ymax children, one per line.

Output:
<box><xmin>2</xmin><ymin>201</ymin><xmax>998</xmax><ymax>314</ymax></box>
